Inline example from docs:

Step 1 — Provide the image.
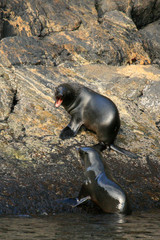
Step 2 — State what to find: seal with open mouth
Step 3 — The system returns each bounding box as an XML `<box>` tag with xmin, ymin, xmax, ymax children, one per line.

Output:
<box><xmin>55</xmin><ymin>83</ymin><xmax>138</xmax><ymax>159</ymax></box>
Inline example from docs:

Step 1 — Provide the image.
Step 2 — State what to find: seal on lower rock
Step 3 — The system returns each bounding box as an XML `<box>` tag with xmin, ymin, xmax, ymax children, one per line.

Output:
<box><xmin>55</xmin><ymin>83</ymin><xmax>138</xmax><ymax>159</ymax></box>
<box><xmin>76</xmin><ymin>147</ymin><xmax>132</xmax><ymax>215</ymax></box>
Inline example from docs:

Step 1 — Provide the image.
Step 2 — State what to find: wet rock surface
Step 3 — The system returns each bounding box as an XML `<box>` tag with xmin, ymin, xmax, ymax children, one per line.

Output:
<box><xmin>0</xmin><ymin>0</ymin><xmax>160</xmax><ymax>215</ymax></box>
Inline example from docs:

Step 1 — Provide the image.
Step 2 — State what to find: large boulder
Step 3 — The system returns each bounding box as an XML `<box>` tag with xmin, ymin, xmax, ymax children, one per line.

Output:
<box><xmin>131</xmin><ymin>0</ymin><xmax>160</xmax><ymax>29</ymax></box>
<box><xmin>140</xmin><ymin>20</ymin><xmax>160</xmax><ymax>64</ymax></box>
<box><xmin>1</xmin><ymin>0</ymin><xmax>150</xmax><ymax>65</ymax></box>
<box><xmin>95</xmin><ymin>0</ymin><xmax>160</xmax><ymax>29</ymax></box>
<box><xmin>0</xmin><ymin>36</ymin><xmax>72</xmax><ymax>67</ymax></box>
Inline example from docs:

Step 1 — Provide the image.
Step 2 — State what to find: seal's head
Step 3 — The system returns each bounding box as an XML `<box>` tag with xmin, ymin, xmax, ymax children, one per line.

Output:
<box><xmin>55</xmin><ymin>83</ymin><xmax>76</xmax><ymax>108</ymax></box>
<box><xmin>78</xmin><ymin>147</ymin><xmax>104</xmax><ymax>173</ymax></box>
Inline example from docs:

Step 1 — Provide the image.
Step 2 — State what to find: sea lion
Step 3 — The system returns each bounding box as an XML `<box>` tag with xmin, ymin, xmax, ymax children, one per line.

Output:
<box><xmin>76</xmin><ymin>147</ymin><xmax>132</xmax><ymax>215</ymax></box>
<box><xmin>55</xmin><ymin>83</ymin><xmax>138</xmax><ymax>159</ymax></box>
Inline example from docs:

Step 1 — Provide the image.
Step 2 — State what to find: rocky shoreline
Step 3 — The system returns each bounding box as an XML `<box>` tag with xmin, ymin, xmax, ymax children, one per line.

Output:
<box><xmin>0</xmin><ymin>0</ymin><xmax>160</xmax><ymax>215</ymax></box>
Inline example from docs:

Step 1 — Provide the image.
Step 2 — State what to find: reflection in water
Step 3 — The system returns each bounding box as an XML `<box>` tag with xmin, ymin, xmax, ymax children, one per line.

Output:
<box><xmin>0</xmin><ymin>210</ymin><xmax>160</xmax><ymax>239</ymax></box>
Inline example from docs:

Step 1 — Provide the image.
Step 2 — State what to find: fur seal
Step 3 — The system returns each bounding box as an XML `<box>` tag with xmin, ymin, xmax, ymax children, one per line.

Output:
<box><xmin>55</xmin><ymin>83</ymin><xmax>138</xmax><ymax>159</ymax></box>
<box><xmin>76</xmin><ymin>147</ymin><xmax>132</xmax><ymax>215</ymax></box>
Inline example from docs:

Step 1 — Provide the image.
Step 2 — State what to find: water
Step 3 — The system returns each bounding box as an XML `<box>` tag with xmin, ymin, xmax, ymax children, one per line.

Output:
<box><xmin>0</xmin><ymin>210</ymin><xmax>160</xmax><ymax>240</ymax></box>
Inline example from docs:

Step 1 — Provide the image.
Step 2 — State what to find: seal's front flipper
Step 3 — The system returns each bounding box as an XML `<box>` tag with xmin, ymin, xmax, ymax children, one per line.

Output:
<box><xmin>55</xmin><ymin>197</ymin><xmax>91</xmax><ymax>208</ymax></box>
<box><xmin>60</xmin><ymin>116</ymin><xmax>82</xmax><ymax>140</ymax></box>
<box><xmin>60</xmin><ymin>126</ymin><xmax>75</xmax><ymax>139</ymax></box>
<box><xmin>73</xmin><ymin>196</ymin><xmax>91</xmax><ymax>207</ymax></box>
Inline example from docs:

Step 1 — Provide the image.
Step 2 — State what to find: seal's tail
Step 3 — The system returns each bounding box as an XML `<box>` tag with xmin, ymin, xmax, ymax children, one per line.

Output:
<box><xmin>110</xmin><ymin>144</ymin><xmax>139</xmax><ymax>159</ymax></box>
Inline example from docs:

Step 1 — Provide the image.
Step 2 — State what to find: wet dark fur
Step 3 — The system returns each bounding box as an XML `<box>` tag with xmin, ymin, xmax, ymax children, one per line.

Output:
<box><xmin>55</xmin><ymin>83</ymin><xmax>138</xmax><ymax>159</ymax></box>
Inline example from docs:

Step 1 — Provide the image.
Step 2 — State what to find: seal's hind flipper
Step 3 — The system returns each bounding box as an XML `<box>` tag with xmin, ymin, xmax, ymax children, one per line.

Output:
<box><xmin>110</xmin><ymin>144</ymin><xmax>139</xmax><ymax>159</ymax></box>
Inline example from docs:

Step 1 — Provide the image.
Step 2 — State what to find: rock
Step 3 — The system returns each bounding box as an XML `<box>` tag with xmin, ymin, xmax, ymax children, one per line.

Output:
<box><xmin>140</xmin><ymin>20</ymin><xmax>160</xmax><ymax>63</ymax></box>
<box><xmin>0</xmin><ymin>63</ymin><xmax>160</xmax><ymax>214</ymax></box>
<box><xmin>99</xmin><ymin>10</ymin><xmax>150</xmax><ymax>65</ymax></box>
<box><xmin>139</xmin><ymin>81</ymin><xmax>160</xmax><ymax>120</ymax></box>
<box><xmin>95</xmin><ymin>0</ymin><xmax>160</xmax><ymax>29</ymax></box>
<box><xmin>0</xmin><ymin>0</ymin><xmax>159</xmax><ymax>215</ymax></box>
<box><xmin>1</xmin><ymin>0</ymin><xmax>93</xmax><ymax>38</ymax></box>
<box><xmin>0</xmin><ymin>13</ymin><xmax>3</xmax><ymax>40</ymax></box>
<box><xmin>1</xmin><ymin>0</ymin><xmax>150</xmax><ymax>66</ymax></box>
<box><xmin>44</xmin><ymin>10</ymin><xmax>150</xmax><ymax>65</ymax></box>
<box><xmin>95</xmin><ymin>0</ymin><xmax>133</xmax><ymax>19</ymax></box>
<box><xmin>0</xmin><ymin>36</ymin><xmax>72</xmax><ymax>67</ymax></box>
<box><xmin>131</xmin><ymin>0</ymin><xmax>160</xmax><ymax>29</ymax></box>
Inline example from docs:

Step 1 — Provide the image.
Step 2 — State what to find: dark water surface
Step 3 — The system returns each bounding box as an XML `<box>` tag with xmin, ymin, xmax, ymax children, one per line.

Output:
<box><xmin>0</xmin><ymin>210</ymin><xmax>160</xmax><ymax>240</ymax></box>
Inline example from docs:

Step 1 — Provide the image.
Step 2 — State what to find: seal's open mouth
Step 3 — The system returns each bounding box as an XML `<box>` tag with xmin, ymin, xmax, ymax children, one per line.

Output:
<box><xmin>55</xmin><ymin>97</ymin><xmax>63</xmax><ymax>108</ymax></box>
